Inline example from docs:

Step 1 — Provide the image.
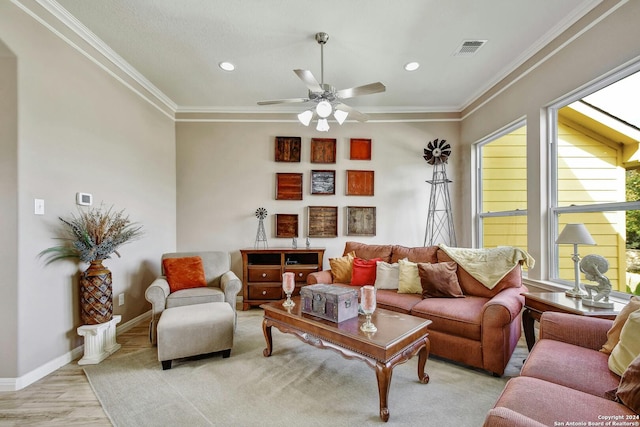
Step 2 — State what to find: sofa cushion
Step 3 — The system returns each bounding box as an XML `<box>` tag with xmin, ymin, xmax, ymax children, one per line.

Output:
<box><xmin>609</xmin><ymin>308</ymin><xmax>640</xmax><ymax>376</ymax></box>
<box><xmin>418</xmin><ymin>261</ymin><xmax>464</xmax><ymax>298</ymax></box>
<box><xmin>410</xmin><ymin>296</ymin><xmax>486</xmax><ymax>341</ymax></box>
<box><xmin>343</xmin><ymin>241</ymin><xmax>393</xmax><ymax>263</ymax></box>
<box><xmin>491</xmin><ymin>376</ymin><xmax>636</xmax><ymax>426</ymax></box>
<box><xmin>162</xmin><ymin>256</ymin><xmax>207</xmax><ymax>293</ymax></box>
<box><xmin>374</xmin><ymin>261</ymin><xmax>399</xmax><ymax>290</ymax></box>
<box><xmin>521</xmin><ymin>338</ymin><xmax>621</xmax><ymax>398</ymax></box>
<box><xmin>614</xmin><ymin>353</ymin><xmax>640</xmax><ymax>413</ymax></box>
<box><xmin>601</xmin><ymin>296</ymin><xmax>640</xmax><ymax>354</ymax></box>
<box><xmin>329</xmin><ymin>251</ymin><xmax>355</xmax><ymax>283</ymax></box>
<box><xmin>436</xmin><ymin>250</ymin><xmax>522</xmax><ymax>298</ymax></box>
<box><xmin>398</xmin><ymin>258</ymin><xmax>422</xmax><ymax>294</ymax></box>
<box><xmin>351</xmin><ymin>257</ymin><xmax>381</xmax><ymax>286</ymax></box>
<box><xmin>391</xmin><ymin>245</ymin><xmax>439</xmax><ymax>264</ymax></box>
<box><xmin>375</xmin><ymin>290</ymin><xmax>422</xmax><ymax>314</ymax></box>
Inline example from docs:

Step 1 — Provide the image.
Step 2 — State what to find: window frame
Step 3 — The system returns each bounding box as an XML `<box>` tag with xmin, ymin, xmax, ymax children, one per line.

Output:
<box><xmin>475</xmin><ymin>118</ymin><xmax>528</xmax><ymax>247</ymax></box>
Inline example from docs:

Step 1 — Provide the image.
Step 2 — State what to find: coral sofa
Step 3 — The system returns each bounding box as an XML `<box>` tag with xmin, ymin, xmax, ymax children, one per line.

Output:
<box><xmin>483</xmin><ymin>311</ymin><xmax>640</xmax><ymax>426</ymax></box>
<box><xmin>307</xmin><ymin>241</ymin><xmax>530</xmax><ymax>376</ymax></box>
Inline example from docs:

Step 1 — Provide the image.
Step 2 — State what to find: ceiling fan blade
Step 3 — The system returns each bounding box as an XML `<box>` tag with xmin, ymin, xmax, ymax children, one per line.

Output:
<box><xmin>336</xmin><ymin>82</ymin><xmax>386</xmax><ymax>100</ymax></box>
<box><xmin>335</xmin><ymin>103</ymin><xmax>369</xmax><ymax>122</ymax></box>
<box><xmin>257</xmin><ymin>97</ymin><xmax>310</xmax><ymax>106</ymax></box>
<box><xmin>294</xmin><ymin>69</ymin><xmax>323</xmax><ymax>93</ymax></box>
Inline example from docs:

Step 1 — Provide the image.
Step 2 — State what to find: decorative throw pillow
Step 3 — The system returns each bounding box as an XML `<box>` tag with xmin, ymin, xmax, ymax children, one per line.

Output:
<box><xmin>329</xmin><ymin>251</ymin><xmax>356</xmax><ymax>283</ymax></box>
<box><xmin>608</xmin><ymin>308</ymin><xmax>640</xmax><ymax>376</ymax></box>
<box><xmin>398</xmin><ymin>258</ymin><xmax>422</xmax><ymax>294</ymax></box>
<box><xmin>615</xmin><ymin>353</ymin><xmax>640</xmax><ymax>413</ymax></box>
<box><xmin>374</xmin><ymin>261</ymin><xmax>400</xmax><ymax>290</ymax></box>
<box><xmin>601</xmin><ymin>296</ymin><xmax>640</xmax><ymax>354</ymax></box>
<box><xmin>418</xmin><ymin>262</ymin><xmax>464</xmax><ymax>298</ymax></box>
<box><xmin>351</xmin><ymin>257</ymin><xmax>382</xmax><ymax>286</ymax></box>
<box><xmin>162</xmin><ymin>256</ymin><xmax>207</xmax><ymax>293</ymax></box>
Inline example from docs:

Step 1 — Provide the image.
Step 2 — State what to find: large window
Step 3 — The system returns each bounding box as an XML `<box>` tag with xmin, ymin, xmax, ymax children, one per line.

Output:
<box><xmin>476</xmin><ymin>121</ymin><xmax>527</xmax><ymax>250</ymax></box>
<box><xmin>550</xmin><ymin>70</ymin><xmax>640</xmax><ymax>296</ymax></box>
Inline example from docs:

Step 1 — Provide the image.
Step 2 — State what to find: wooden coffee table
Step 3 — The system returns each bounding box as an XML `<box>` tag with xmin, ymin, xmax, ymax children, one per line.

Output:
<box><xmin>261</xmin><ymin>297</ymin><xmax>431</xmax><ymax>422</ymax></box>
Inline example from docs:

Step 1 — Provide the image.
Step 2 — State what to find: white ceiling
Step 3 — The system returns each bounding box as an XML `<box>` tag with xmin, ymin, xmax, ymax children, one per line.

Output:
<box><xmin>52</xmin><ymin>0</ymin><xmax>600</xmax><ymax>114</ymax></box>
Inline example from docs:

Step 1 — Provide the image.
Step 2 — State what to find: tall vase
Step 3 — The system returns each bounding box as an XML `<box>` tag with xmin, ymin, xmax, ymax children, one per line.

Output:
<box><xmin>80</xmin><ymin>260</ymin><xmax>113</xmax><ymax>325</ymax></box>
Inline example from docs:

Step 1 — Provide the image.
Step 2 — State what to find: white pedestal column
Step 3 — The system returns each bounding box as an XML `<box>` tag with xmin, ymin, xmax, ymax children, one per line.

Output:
<box><xmin>77</xmin><ymin>315</ymin><xmax>122</xmax><ymax>365</ymax></box>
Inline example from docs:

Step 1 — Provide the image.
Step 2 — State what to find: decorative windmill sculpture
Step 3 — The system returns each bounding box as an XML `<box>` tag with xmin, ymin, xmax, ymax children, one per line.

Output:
<box><xmin>254</xmin><ymin>207</ymin><xmax>268</xmax><ymax>249</ymax></box>
<box><xmin>423</xmin><ymin>139</ymin><xmax>457</xmax><ymax>246</ymax></box>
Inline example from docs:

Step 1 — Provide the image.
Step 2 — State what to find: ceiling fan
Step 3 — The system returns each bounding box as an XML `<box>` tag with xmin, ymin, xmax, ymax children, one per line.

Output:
<box><xmin>257</xmin><ymin>32</ymin><xmax>386</xmax><ymax>131</ymax></box>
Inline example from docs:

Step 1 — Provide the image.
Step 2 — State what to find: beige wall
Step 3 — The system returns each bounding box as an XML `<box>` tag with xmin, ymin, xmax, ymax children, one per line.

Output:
<box><xmin>175</xmin><ymin>121</ymin><xmax>460</xmax><ymax>274</ymax></box>
<box><xmin>0</xmin><ymin>43</ymin><xmax>18</xmax><ymax>378</ymax></box>
<box><xmin>0</xmin><ymin>3</ymin><xmax>176</xmax><ymax>380</ymax></box>
<box><xmin>460</xmin><ymin>0</ymin><xmax>640</xmax><ymax>281</ymax></box>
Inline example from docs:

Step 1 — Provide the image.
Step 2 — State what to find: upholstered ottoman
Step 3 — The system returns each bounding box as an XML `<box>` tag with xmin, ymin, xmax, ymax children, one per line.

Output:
<box><xmin>157</xmin><ymin>302</ymin><xmax>234</xmax><ymax>370</ymax></box>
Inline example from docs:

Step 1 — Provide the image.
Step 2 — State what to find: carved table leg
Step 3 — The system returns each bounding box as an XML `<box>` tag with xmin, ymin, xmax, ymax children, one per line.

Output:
<box><xmin>522</xmin><ymin>308</ymin><xmax>536</xmax><ymax>351</ymax></box>
<box><xmin>262</xmin><ymin>318</ymin><xmax>273</xmax><ymax>357</ymax></box>
<box><xmin>417</xmin><ymin>337</ymin><xmax>430</xmax><ymax>384</ymax></box>
<box><xmin>374</xmin><ymin>363</ymin><xmax>393</xmax><ymax>422</ymax></box>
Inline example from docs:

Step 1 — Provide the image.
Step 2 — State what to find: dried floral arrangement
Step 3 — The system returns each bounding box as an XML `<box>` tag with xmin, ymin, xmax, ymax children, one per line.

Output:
<box><xmin>39</xmin><ymin>204</ymin><xmax>143</xmax><ymax>264</ymax></box>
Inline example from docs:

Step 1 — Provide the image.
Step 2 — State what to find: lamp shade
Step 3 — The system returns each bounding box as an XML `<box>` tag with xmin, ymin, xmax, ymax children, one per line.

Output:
<box><xmin>297</xmin><ymin>110</ymin><xmax>313</xmax><ymax>126</ymax></box>
<box><xmin>556</xmin><ymin>223</ymin><xmax>596</xmax><ymax>245</ymax></box>
<box><xmin>316</xmin><ymin>100</ymin><xmax>332</xmax><ymax>118</ymax></box>
<box><xmin>316</xmin><ymin>118</ymin><xmax>330</xmax><ymax>132</ymax></box>
<box><xmin>334</xmin><ymin>109</ymin><xmax>348</xmax><ymax>125</ymax></box>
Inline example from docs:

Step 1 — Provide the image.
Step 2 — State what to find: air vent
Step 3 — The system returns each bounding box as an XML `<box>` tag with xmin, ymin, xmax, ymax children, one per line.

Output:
<box><xmin>453</xmin><ymin>40</ymin><xmax>487</xmax><ymax>56</ymax></box>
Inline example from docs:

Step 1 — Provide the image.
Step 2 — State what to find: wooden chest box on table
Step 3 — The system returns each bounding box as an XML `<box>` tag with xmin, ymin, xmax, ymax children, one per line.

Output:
<box><xmin>300</xmin><ymin>284</ymin><xmax>359</xmax><ymax>323</ymax></box>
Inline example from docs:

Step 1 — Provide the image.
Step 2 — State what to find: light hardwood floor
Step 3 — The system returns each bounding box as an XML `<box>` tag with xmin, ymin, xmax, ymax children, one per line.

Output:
<box><xmin>0</xmin><ymin>323</ymin><xmax>151</xmax><ymax>427</ymax></box>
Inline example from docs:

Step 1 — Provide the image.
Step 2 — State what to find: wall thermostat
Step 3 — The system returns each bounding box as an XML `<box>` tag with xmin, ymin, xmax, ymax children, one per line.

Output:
<box><xmin>76</xmin><ymin>192</ymin><xmax>93</xmax><ymax>206</ymax></box>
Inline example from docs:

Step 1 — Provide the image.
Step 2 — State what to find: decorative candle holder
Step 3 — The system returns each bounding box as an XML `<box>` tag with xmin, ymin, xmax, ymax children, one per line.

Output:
<box><xmin>360</xmin><ymin>285</ymin><xmax>377</xmax><ymax>333</ymax></box>
<box><xmin>282</xmin><ymin>272</ymin><xmax>296</xmax><ymax>308</ymax></box>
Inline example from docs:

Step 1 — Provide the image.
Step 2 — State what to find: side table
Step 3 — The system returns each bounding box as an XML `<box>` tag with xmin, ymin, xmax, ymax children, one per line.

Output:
<box><xmin>522</xmin><ymin>292</ymin><xmax>623</xmax><ymax>351</ymax></box>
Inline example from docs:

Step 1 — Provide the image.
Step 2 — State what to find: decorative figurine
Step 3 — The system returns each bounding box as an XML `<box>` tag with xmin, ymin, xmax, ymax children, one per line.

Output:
<box><xmin>292</xmin><ymin>237</ymin><xmax>297</xmax><ymax>249</ymax></box>
<box><xmin>306</xmin><ymin>237</ymin><xmax>310</xmax><ymax>248</ymax></box>
<box><xmin>254</xmin><ymin>208</ymin><xmax>268</xmax><ymax>249</ymax></box>
<box><xmin>579</xmin><ymin>254</ymin><xmax>614</xmax><ymax>309</ymax></box>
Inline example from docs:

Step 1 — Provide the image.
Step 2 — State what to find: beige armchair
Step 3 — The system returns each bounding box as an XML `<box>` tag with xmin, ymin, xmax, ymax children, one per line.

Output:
<box><xmin>145</xmin><ymin>251</ymin><xmax>241</xmax><ymax>344</ymax></box>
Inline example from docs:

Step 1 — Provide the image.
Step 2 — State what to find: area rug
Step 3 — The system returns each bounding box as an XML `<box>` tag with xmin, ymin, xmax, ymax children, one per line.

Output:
<box><xmin>84</xmin><ymin>310</ymin><xmax>526</xmax><ymax>427</ymax></box>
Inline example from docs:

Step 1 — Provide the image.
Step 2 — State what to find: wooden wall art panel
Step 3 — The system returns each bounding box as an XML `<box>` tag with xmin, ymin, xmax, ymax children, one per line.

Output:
<box><xmin>275</xmin><ymin>136</ymin><xmax>301</xmax><ymax>162</ymax></box>
<box><xmin>346</xmin><ymin>170</ymin><xmax>374</xmax><ymax>196</ymax></box>
<box><xmin>347</xmin><ymin>206</ymin><xmax>376</xmax><ymax>236</ymax></box>
<box><xmin>275</xmin><ymin>214</ymin><xmax>299</xmax><ymax>237</ymax></box>
<box><xmin>276</xmin><ymin>173</ymin><xmax>303</xmax><ymax>200</ymax></box>
<box><xmin>310</xmin><ymin>170</ymin><xmax>336</xmax><ymax>195</ymax></box>
<box><xmin>310</xmin><ymin>138</ymin><xmax>336</xmax><ymax>163</ymax></box>
<box><xmin>308</xmin><ymin>206</ymin><xmax>338</xmax><ymax>238</ymax></box>
<box><xmin>350</xmin><ymin>138</ymin><xmax>372</xmax><ymax>160</ymax></box>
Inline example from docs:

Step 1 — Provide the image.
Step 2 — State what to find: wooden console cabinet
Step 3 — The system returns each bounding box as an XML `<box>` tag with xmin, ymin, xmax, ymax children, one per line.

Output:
<box><xmin>240</xmin><ymin>248</ymin><xmax>325</xmax><ymax>310</ymax></box>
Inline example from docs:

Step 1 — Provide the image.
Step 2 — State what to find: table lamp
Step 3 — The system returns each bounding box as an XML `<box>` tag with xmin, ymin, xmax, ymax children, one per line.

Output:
<box><xmin>556</xmin><ymin>223</ymin><xmax>596</xmax><ymax>298</ymax></box>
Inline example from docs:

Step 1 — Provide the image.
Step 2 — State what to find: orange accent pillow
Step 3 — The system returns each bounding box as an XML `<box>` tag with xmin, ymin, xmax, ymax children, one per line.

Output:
<box><xmin>601</xmin><ymin>296</ymin><xmax>640</xmax><ymax>354</ymax></box>
<box><xmin>163</xmin><ymin>256</ymin><xmax>207</xmax><ymax>293</ymax></box>
<box><xmin>329</xmin><ymin>251</ymin><xmax>356</xmax><ymax>283</ymax></box>
<box><xmin>351</xmin><ymin>257</ymin><xmax>382</xmax><ymax>286</ymax></box>
<box><xmin>418</xmin><ymin>262</ymin><xmax>464</xmax><ymax>298</ymax></box>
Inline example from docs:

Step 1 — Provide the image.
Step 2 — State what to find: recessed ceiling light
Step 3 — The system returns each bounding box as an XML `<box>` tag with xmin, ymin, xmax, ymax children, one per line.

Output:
<box><xmin>219</xmin><ymin>61</ymin><xmax>235</xmax><ymax>71</ymax></box>
<box><xmin>404</xmin><ymin>62</ymin><xmax>420</xmax><ymax>71</ymax></box>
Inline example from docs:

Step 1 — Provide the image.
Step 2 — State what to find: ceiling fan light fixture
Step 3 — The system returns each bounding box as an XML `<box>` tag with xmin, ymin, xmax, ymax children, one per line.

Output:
<box><xmin>298</xmin><ymin>110</ymin><xmax>313</xmax><ymax>126</ymax></box>
<box><xmin>316</xmin><ymin>100</ymin><xmax>332</xmax><ymax>118</ymax></box>
<box><xmin>316</xmin><ymin>118</ymin><xmax>330</xmax><ymax>132</ymax></box>
<box><xmin>334</xmin><ymin>109</ymin><xmax>348</xmax><ymax>124</ymax></box>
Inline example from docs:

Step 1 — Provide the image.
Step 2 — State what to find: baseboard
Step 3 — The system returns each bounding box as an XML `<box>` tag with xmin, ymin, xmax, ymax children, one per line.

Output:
<box><xmin>0</xmin><ymin>310</ymin><xmax>151</xmax><ymax>392</ymax></box>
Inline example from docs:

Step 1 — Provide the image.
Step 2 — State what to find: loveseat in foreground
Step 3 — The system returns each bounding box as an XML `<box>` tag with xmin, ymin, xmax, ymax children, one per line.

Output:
<box><xmin>307</xmin><ymin>241</ymin><xmax>531</xmax><ymax>376</ymax></box>
<box><xmin>483</xmin><ymin>311</ymin><xmax>639</xmax><ymax>426</ymax></box>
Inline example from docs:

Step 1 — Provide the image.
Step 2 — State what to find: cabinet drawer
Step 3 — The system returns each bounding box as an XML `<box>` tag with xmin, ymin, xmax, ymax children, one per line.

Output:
<box><xmin>248</xmin><ymin>267</ymin><xmax>281</xmax><ymax>282</ymax></box>
<box><xmin>285</xmin><ymin>267</ymin><xmax>319</xmax><ymax>282</ymax></box>
<box><xmin>249</xmin><ymin>285</ymin><xmax>282</xmax><ymax>300</ymax></box>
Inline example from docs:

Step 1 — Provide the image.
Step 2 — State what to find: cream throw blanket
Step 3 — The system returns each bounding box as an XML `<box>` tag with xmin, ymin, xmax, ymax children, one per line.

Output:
<box><xmin>439</xmin><ymin>244</ymin><xmax>535</xmax><ymax>289</ymax></box>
